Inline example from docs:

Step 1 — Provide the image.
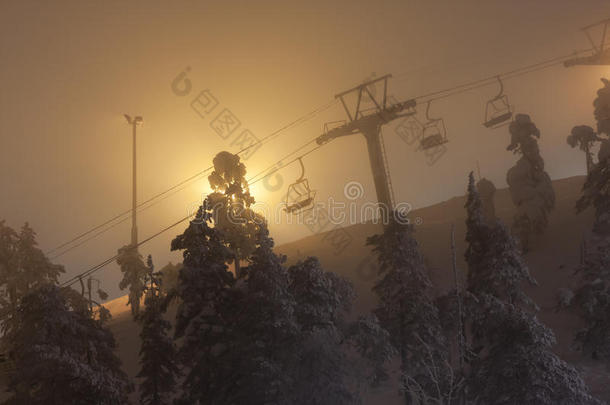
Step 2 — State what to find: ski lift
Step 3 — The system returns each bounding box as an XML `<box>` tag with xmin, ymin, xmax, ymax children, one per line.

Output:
<box><xmin>284</xmin><ymin>157</ymin><xmax>316</xmax><ymax>214</ymax></box>
<box><xmin>420</xmin><ymin>101</ymin><xmax>448</xmax><ymax>150</ymax></box>
<box><xmin>483</xmin><ymin>76</ymin><xmax>513</xmax><ymax>129</ymax></box>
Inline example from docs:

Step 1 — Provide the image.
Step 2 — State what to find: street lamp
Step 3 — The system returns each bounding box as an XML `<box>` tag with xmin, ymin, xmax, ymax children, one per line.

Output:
<box><xmin>124</xmin><ymin>114</ymin><xmax>143</xmax><ymax>247</ymax></box>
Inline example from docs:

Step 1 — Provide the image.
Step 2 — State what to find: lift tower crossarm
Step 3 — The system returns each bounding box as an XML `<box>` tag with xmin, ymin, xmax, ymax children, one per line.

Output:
<box><xmin>315</xmin><ymin>74</ymin><xmax>416</xmax><ymax>218</ymax></box>
<box><xmin>582</xmin><ymin>17</ymin><xmax>610</xmax><ymax>53</ymax></box>
<box><xmin>565</xmin><ymin>18</ymin><xmax>610</xmax><ymax>67</ymax></box>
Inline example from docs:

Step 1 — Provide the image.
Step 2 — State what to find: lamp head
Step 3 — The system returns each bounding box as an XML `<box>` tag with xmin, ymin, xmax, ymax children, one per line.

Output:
<box><xmin>124</xmin><ymin>114</ymin><xmax>143</xmax><ymax>126</ymax></box>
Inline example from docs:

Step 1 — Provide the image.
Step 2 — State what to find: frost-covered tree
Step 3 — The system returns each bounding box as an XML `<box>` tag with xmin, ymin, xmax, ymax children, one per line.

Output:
<box><xmin>506</xmin><ymin>113</ymin><xmax>555</xmax><ymax>252</ymax></box>
<box><xmin>567</xmin><ymin>125</ymin><xmax>602</xmax><ymax>174</ymax></box>
<box><xmin>574</xmin><ymin>78</ymin><xmax>610</xmax><ymax>234</ymax></box>
<box><xmin>116</xmin><ymin>244</ymin><xmax>148</xmax><ymax>317</ymax></box>
<box><xmin>476</xmin><ymin>177</ymin><xmax>497</xmax><ymax>225</ymax></box>
<box><xmin>345</xmin><ymin>313</ymin><xmax>396</xmax><ymax>389</ymax></box>
<box><xmin>287</xmin><ymin>257</ymin><xmax>360</xmax><ymax>405</ymax></box>
<box><xmin>572</xmin><ymin>140</ymin><xmax>610</xmax><ymax>362</ymax></box>
<box><xmin>221</xmin><ymin>224</ymin><xmax>299</xmax><ymax>405</ymax></box>
<box><xmin>5</xmin><ymin>284</ymin><xmax>131</xmax><ymax>405</ymax></box>
<box><xmin>207</xmin><ymin>151</ymin><xmax>263</xmax><ymax>277</ymax></box>
<box><xmin>465</xmin><ymin>173</ymin><xmax>536</xmax><ymax>306</ymax></box>
<box><xmin>367</xmin><ymin>213</ymin><xmax>454</xmax><ymax>404</ymax></box>
<box><xmin>172</xmin><ymin>154</ymin><xmax>390</xmax><ymax>404</ymax></box>
<box><xmin>571</xmin><ymin>78</ymin><xmax>610</xmax><ymax>366</ymax></box>
<box><xmin>158</xmin><ymin>261</ymin><xmax>181</xmax><ymax>295</ymax></box>
<box><xmin>577</xmin><ymin>139</ymin><xmax>610</xmax><ymax>235</ymax></box>
<box><xmin>136</xmin><ymin>256</ymin><xmax>180</xmax><ymax>405</ymax></box>
<box><xmin>0</xmin><ymin>221</ymin><xmax>64</xmax><ymax>338</ymax></box>
<box><xmin>464</xmin><ymin>173</ymin><xmax>598</xmax><ymax>404</ymax></box>
<box><xmin>171</xmin><ymin>203</ymin><xmax>233</xmax><ymax>405</ymax></box>
<box><xmin>468</xmin><ymin>295</ymin><xmax>600</xmax><ymax>405</ymax></box>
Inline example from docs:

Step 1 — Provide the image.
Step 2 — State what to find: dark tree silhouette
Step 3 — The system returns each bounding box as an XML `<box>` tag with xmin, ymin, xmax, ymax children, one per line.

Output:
<box><xmin>476</xmin><ymin>177</ymin><xmax>497</xmax><ymax>225</ymax></box>
<box><xmin>5</xmin><ymin>284</ymin><xmax>131</xmax><ymax>405</ymax></box>
<box><xmin>171</xmin><ymin>203</ymin><xmax>233</xmax><ymax>405</ymax></box>
<box><xmin>506</xmin><ymin>113</ymin><xmax>555</xmax><ymax>252</ymax></box>
<box><xmin>172</xmin><ymin>152</ymin><xmax>393</xmax><ymax>404</ymax></box>
<box><xmin>207</xmin><ymin>151</ymin><xmax>262</xmax><ymax>277</ymax></box>
<box><xmin>116</xmin><ymin>245</ymin><xmax>148</xmax><ymax>317</ymax></box>
<box><xmin>571</xmin><ymin>78</ymin><xmax>610</xmax><ymax>367</ymax></box>
<box><xmin>464</xmin><ymin>173</ymin><xmax>598</xmax><ymax>404</ymax></box>
<box><xmin>368</xmin><ymin>213</ymin><xmax>455</xmax><ymax>404</ymax></box>
<box><xmin>0</xmin><ymin>221</ymin><xmax>64</xmax><ymax>338</ymax></box>
<box><xmin>465</xmin><ymin>173</ymin><xmax>536</xmax><ymax>306</ymax></box>
<box><xmin>287</xmin><ymin>257</ymin><xmax>361</xmax><ymax>405</ymax></box>
<box><xmin>136</xmin><ymin>256</ymin><xmax>180</xmax><ymax>405</ymax></box>
<box><xmin>567</xmin><ymin>125</ymin><xmax>601</xmax><ymax>174</ymax></box>
<box><xmin>222</xmin><ymin>224</ymin><xmax>299</xmax><ymax>404</ymax></box>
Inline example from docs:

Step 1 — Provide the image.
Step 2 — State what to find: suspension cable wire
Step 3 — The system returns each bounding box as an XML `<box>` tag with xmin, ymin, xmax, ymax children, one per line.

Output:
<box><xmin>46</xmin><ymin>167</ymin><xmax>213</xmax><ymax>256</ymax></box>
<box><xmin>50</xmin><ymin>177</ymin><xmax>194</xmax><ymax>260</ymax></box>
<box><xmin>246</xmin><ymin>138</ymin><xmax>319</xmax><ymax>185</ymax></box>
<box><xmin>60</xmin><ymin>215</ymin><xmax>191</xmax><ymax>288</ymax></box>
<box><xmin>248</xmin><ymin>144</ymin><xmax>324</xmax><ymax>188</ymax></box>
<box><xmin>46</xmin><ymin>99</ymin><xmax>339</xmax><ymax>256</ymax></box>
<box><xmin>413</xmin><ymin>48</ymin><xmax>591</xmax><ymax>104</ymax></box>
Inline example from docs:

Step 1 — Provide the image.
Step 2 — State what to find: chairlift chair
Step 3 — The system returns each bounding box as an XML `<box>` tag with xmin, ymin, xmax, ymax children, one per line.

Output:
<box><xmin>420</xmin><ymin>101</ymin><xmax>448</xmax><ymax>150</ymax></box>
<box><xmin>483</xmin><ymin>76</ymin><xmax>513</xmax><ymax>128</ymax></box>
<box><xmin>284</xmin><ymin>157</ymin><xmax>317</xmax><ymax>214</ymax></box>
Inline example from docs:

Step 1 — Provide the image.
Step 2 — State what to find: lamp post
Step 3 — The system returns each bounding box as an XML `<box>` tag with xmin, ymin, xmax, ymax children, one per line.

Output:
<box><xmin>124</xmin><ymin>114</ymin><xmax>143</xmax><ymax>248</ymax></box>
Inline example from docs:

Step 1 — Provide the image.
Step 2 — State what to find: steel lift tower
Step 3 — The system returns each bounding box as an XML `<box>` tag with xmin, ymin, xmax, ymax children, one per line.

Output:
<box><xmin>316</xmin><ymin>74</ymin><xmax>417</xmax><ymax>218</ymax></box>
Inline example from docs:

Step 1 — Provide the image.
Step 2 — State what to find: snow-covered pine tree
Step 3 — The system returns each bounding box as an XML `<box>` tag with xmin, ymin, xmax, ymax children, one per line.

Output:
<box><xmin>476</xmin><ymin>177</ymin><xmax>497</xmax><ymax>225</ymax></box>
<box><xmin>567</xmin><ymin>125</ymin><xmax>601</xmax><ymax>174</ymax></box>
<box><xmin>136</xmin><ymin>256</ymin><xmax>180</xmax><ymax>405</ymax></box>
<box><xmin>206</xmin><ymin>151</ymin><xmax>263</xmax><ymax>278</ymax></box>
<box><xmin>0</xmin><ymin>221</ymin><xmax>64</xmax><ymax>338</ymax></box>
<box><xmin>367</xmin><ymin>213</ymin><xmax>453</xmax><ymax>404</ymax></box>
<box><xmin>576</xmin><ymin>77</ymin><xmax>610</xmax><ymax>234</ymax></box>
<box><xmin>465</xmin><ymin>172</ymin><xmax>536</xmax><ymax>306</ymax></box>
<box><xmin>506</xmin><ymin>113</ymin><xmax>555</xmax><ymax>252</ymax></box>
<box><xmin>158</xmin><ymin>261</ymin><xmax>181</xmax><ymax>295</ymax></box>
<box><xmin>287</xmin><ymin>257</ymin><xmax>359</xmax><ymax>405</ymax></box>
<box><xmin>345</xmin><ymin>313</ymin><xmax>396</xmax><ymax>390</ymax></box>
<box><xmin>116</xmin><ymin>244</ymin><xmax>148</xmax><ymax>317</ymax></box>
<box><xmin>571</xmin><ymin>78</ymin><xmax>610</xmax><ymax>365</ymax></box>
<box><xmin>467</xmin><ymin>294</ymin><xmax>599</xmax><ymax>404</ymax></box>
<box><xmin>172</xmin><ymin>153</ymin><xmax>392</xmax><ymax>404</ymax></box>
<box><xmin>171</xmin><ymin>202</ymin><xmax>234</xmax><ymax>404</ymax></box>
<box><xmin>464</xmin><ymin>173</ymin><xmax>598</xmax><ymax>404</ymax></box>
<box><xmin>220</xmin><ymin>223</ymin><xmax>299</xmax><ymax>405</ymax></box>
<box><xmin>5</xmin><ymin>284</ymin><xmax>131</xmax><ymax>404</ymax></box>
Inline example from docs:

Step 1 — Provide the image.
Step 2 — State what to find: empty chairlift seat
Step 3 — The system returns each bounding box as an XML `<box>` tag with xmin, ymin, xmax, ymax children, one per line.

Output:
<box><xmin>420</xmin><ymin>101</ymin><xmax>448</xmax><ymax>150</ymax></box>
<box><xmin>483</xmin><ymin>76</ymin><xmax>513</xmax><ymax>129</ymax></box>
<box><xmin>284</xmin><ymin>157</ymin><xmax>317</xmax><ymax>214</ymax></box>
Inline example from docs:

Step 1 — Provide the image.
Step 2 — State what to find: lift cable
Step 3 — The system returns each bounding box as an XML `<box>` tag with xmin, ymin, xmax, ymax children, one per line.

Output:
<box><xmin>60</xmin><ymin>215</ymin><xmax>190</xmax><ymax>288</ymax></box>
<box><xmin>414</xmin><ymin>48</ymin><xmax>591</xmax><ymax>104</ymax></box>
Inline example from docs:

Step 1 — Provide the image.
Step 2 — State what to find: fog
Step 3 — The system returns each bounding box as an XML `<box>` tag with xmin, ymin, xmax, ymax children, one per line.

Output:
<box><xmin>1</xmin><ymin>0</ymin><xmax>609</xmax><ymax>300</ymax></box>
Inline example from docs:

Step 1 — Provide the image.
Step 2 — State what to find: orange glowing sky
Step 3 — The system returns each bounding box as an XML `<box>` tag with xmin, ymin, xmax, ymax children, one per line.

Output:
<box><xmin>1</xmin><ymin>0</ymin><xmax>610</xmax><ymax>299</ymax></box>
